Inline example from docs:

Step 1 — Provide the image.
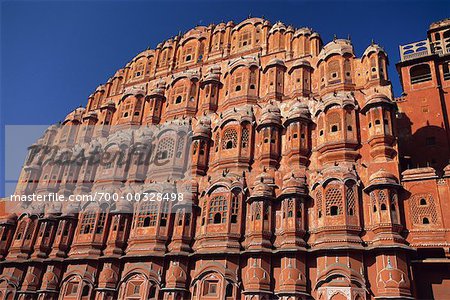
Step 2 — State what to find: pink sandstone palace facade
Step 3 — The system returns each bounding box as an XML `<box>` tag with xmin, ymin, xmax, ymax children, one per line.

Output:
<box><xmin>0</xmin><ymin>17</ymin><xmax>450</xmax><ymax>300</ymax></box>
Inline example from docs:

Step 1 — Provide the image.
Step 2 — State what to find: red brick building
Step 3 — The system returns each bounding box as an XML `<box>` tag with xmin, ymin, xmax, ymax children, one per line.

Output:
<box><xmin>0</xmin><ymin>17</ymin><xmax>449</xmax><ymax>300</ymax></box>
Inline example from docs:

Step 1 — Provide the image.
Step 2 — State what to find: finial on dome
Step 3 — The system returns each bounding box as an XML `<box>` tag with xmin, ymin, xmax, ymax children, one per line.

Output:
<box><xmin>333</xmin><ymin>34</ymin><xmax>337</xmax><ymax>41</ymax></box>
<box><xmin>371</xmin><ymin>38</ymin><xmax>375</xmax><ymax>45</ymax></box>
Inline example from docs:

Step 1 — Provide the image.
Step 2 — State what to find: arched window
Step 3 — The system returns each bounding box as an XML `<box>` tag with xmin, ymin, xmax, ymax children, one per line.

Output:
<box><xmin>420</xmin><ymin>198</ymin><xmax>427</xmax><ymax>205</ymax></box>
<box><xmin>241</xmin><ymin>127</ymin><xmax>249</xmax><ymax>148</ymax></box>
<box><xmin>82</xmin><ymin>285</ymin><xmax>90</xmax><ymax>297</ymax></box>
<box><xmin>316</xmin><ymin>190</ymin><xmax>323</xmax><ymax>219</ymax></box>
<box><xmin>149</xmin><ymin>285</ymin><xmax>157</xmax><ymax>299</ymax></box>
<box><xmin>79</xmin><ymin>212</ymin><xmax>96</xmax><ymax>234</ymax></box>
<box><xmin>328</xmin><ymin>60</ymin><xmax>341</xmax><ymax>82</ymax></box>
<box><xmin>231</xmin><ymin>195</ymin><xmax>239</xmax><ymax>223</ymax></box>
<box><xmin>238</xmin><ymin>30</ymin><xmax>251</xmax><ymax>48</ymax></box>
<box><xmin>287</xmin><ymin>199</ymin><xmax>294</xmax><ymax>218</ymax></box>
<box><xmin>225</xmin><ymin>282</ymin><xmax>233</xmax><ymax>297</ymax></box>
<box><xmin>325</xmin><ymin>186</ymin><xmax>343</xmax><ymax>216</ymax></box>
<box><xmin>253</xmin><ymin>202</ymin><xmax>262</xmax><ymax>220</ymax></box>
<box><xmin>157</xmin><ymin>137</ymin><xmax>175</xmax><ymax>159</ymax></box>
<box><xmin>65</xmin><ymin>279</ymin><xmax>80</xmax><ymax>296</ymax></box>
<box><xmin>222</xmin><ymin>128</ymin><xmax>238</xmax><ymax>150</ymax></box>
<box><xmin>136</xmin><ymin>201</ymin><xmax>159</xmax><ymax>227</ymax></box>
<box><xmin>95</xmin><ymin>212</ymin><xmax>106</xmax><ymax>234</ymax></box>
<box><xmin>423</xmin><ymin>217</ymin><xmax>430</xmax><ymax>224</ymax></box>
<box><xmin>410</xmin><ymin>64</ymin><xmax>432</xmax><ymax>84</ymax></box>
<box><xmin>16</xmin><ymin>221</ymin><xmax>26</xmax><ymax>240</ymax></box>
<box><xmin>208</xmin><ymin>195</ymin><xmax>227</xmax><ymax>224</ymax></box>
<box><xmin>328</xmin><ymin>112</ymin><xmax>341</xmax><ymax>133</ymax></box>
<box><xmin>346</xmin><ymin>182</ymin><xmax>356</xmax><ymax>216</ymax></box>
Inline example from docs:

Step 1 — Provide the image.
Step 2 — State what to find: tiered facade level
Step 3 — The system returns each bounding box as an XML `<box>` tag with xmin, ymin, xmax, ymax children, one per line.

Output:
<box><xmin>0</xmin><ymin>17</ymin><xmax>449</xmax><ymax>300</ymax></box>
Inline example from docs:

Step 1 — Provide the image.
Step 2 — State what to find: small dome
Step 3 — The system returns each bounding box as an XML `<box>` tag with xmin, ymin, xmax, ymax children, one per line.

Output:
<box><xmin>162</xmin><ymin>38</ymin><xmax>174</xmax><ymax>49</ymax></box>
<box><xmin>131</xmin><ymin>49</ymin><xmax>153</xmax><ymax>62</ymax></box>
<box><xmin>365</xmin><ymin>169</ymin><xmax>400</xmax><ymax>192</ymax></box>
<box><xmin>310</xmin><ymin>32</ymin><xmax>320</xmax><ymax>39</ymax></box>
<box><xmin>289</xmin><ymin>58</ymin><xmax>312</xmax><ymax>73</ymax></box>
<box><xmin>213</xmin><ymin>22</ymin><xmax>226</xmax><ymax>33</ymax></box>
<box><xmin>193</xmin><ymin>116</ymin><xmax>212</xmax><ymax>138</ymax></box>
<box><xmin>362</xmin><ymin>43</ymin><xmax>387</xmax><ymax>59</ymax></box>
<box><xmin>294</xmin><ymin>27</ymin><xmax>312</xmax><ymax>38</ymax></box>
<box><xmin>258</xmin><ymin>102</ymin><xmax>281</xmax><ymax>128</ymax></box>
<box><xmin>148</xmin><ymin>81</ymin><xmax>166</xmax><ymax>98</ymax></box>
<box><xmin>318</xmin><ymin>39</ymin><xmax>354</xmax><ymax>63</ymax></box>
<box><xmin>64</xmin><ymin>107</ymin><xmax>85</xmax><ymax>123</ymax></box>
<box><xmin>101</xmin><ymin>99</ymin><xmax>115</xmax><ymax>109</ymax></box>
<box><xmin>281</xmin><ymin>173</ymin><xmax>307</xmax><ymax>196</ymax></box>
<box><xmin>250</xmin><ymin>172</ymin><xmax>275</xmax><ymax>199</ymax></box>
<box><xmin>263</xmin><ymin>58</ymin><xmax>286</xmax><ymax>72</ymax></box>
<box><xmin>361</xmin><ymin>93</ymin><xmax>394</xmax><ymax>113</ymax></box>
<box><xmin>269</xmin><ymin>21</ymin><xmax>286</xmax><ymax>34</ymax></box>
<box><xmin>285</xmin><ymin>101</ymin><xmax>310</xmax><ymax>125</ymax></box>
<box><xmin>286</xmin><ymin>25</ymin><xmax>294</xmax><ymax>33</ymax></box>
<box><xmin>202</xmin><ymin>66</ymin><xmax>222</xmax><ymax>85</ymax></box>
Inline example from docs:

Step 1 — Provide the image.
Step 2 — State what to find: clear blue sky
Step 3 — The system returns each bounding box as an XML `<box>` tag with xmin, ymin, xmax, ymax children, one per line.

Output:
<box><xmin>0</xmin><ymin>0</ymin><xmax>448</xmax><ymax>195</ymax></box>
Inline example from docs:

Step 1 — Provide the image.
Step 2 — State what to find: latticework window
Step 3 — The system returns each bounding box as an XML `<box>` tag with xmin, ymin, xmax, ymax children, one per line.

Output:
<box><xmin>325</xmin><ymin>187</ymin><xmax>343</xmax><ymax>216</ymax></box>
<box><xmin>316</xmin><ymin>190</ymin><xmax>323</xmax><ymax>218</ymax></box>
<box><xmin>157</xmin><ymin>137</ymin><xmax>175</xmax><ymax>159</ymax></box>
<box><xmin>264</xmin><ymin>201</ymin><xmax>270</xmax><ymax>220</ymax></box>
<box><xmin>96</xmin><ymin>213</ymin><xmax>106</xmax><ymax>234</ymax></box>
<box><xmin>378</xmin><ymin>190</ymin><xmax>388</xmax><ymax>210</ymax></box>
<box><xmin>208</xmin><ymin>196</ymin><xmax>228</xmax><ymax>224</ymax></box>
<box><xmin>287</xmin><ymin>198</ymin><xmax>294</xmax><ymax>218</ymax></box>
<box><xmin>192</xmin><ymin>140</ymin><xmax>199</xmax><ymax>155</ymax></box>
<box><xmin>176</xmin><ymin>208</ymin><xmax>184</xmax><ymax>226</ymax></box>
<box><xmin>160</xmin><ymin>200</ymin><xmax>169</xmax><ymax>226</ymax></box>
<box><xmin>238</xmin><ymin>30</ymin><xmax>251</xmax><ymax>48</ymax></box>
<box><xmin>79</xmin><ymin>212</ymin><xmax>96</xmax><ymax>234</ymax></box>
<box><xmin>241</xmin><ymin>128</ymin><xmax>249</xmax><ymax>148</ymax></box>
<box><xmin>201</xmin><ymin>199</ymin><xmax>207</xmax><ymax>225</ymax></box>
<box><xmin>328</xmin><ymin>112</ymin><xmax>341</xmax><ymax>132</ymax></box>
<box><xmin>231</xmin><ymin>195</ymin><xmax>239</xmax><ymax>222</ymax></box>
<box><xmin>222</xmin><ymin>128</ymin><xmax>238</xmax><ymax>150</ymax></box>
<box><xmin>328</xmin><ymin>60</ymin><xmax>341</xmax><ymax>81</ymax></box>
<box><xmin>176</xmin><ymin>135</ymin><xmax>185</xmax><ymax>158</ymax></box>
<box><xmin>410</xmin><ymin>194</ymin><xmax>439</xmax><ymax>225</ymax></box>
<box><xmin>346</xmin><ymin>184</ymin><xmax>356</xmax><ymax>216</ymax></box>
<box><xmin>136</xmin><ymin>202</ymin><xmax>159</xmax><ymax>227</ymax></box>
<box><xmin>214</xmin><ymin>132</ymin><xmax>220</xmax><ymax>152</ymax></box>
<box><xmin>253</xmin><ymin>201</ymin><xmax>262</xmax><ymax>220</ymax></box>
<box><xmin>232</xmin><ymin>71</ymin><xmax>244</xmax><ymax>92</ymax></box>
<box><xmin>390</xmin><ymin>190</ymin><xmax>399</xmax><ymax>223</ymax></box>
<box><xmin>183</xmin><ymin>46</ymin><xmax>194</xmax><ymax>62</ymax></box>
<box><xmin>344</xmin><ymin>59</ymin><xmax>352</xmax><ymax>82</ymax></box>
<box><xmin>173</xmin><ymin>84</ymin><xmax>187</xmax><ymax>104</ymax></box>
<box><xmin>370</xmin><ymin>191</ymin><xmax>377</xmax><ymax>213</ymax></box>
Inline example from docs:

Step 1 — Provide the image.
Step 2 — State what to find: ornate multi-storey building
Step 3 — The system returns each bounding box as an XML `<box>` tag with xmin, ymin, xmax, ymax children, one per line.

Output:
<box><xmin>0</xmin><ymin>17</ymin><xmax>449</xmax><ymax>300</ymax></box>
